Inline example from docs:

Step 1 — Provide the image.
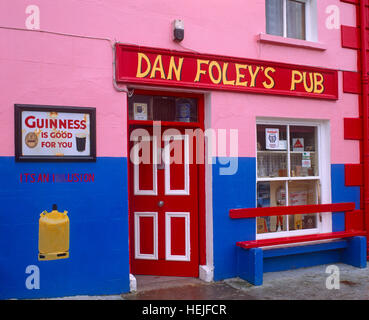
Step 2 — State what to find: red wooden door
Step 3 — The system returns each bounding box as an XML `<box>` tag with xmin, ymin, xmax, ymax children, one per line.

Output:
<box><xmin>129</xmin><ymin>126</ymin><xmax>199</xmax><ymax>277</ymax></box>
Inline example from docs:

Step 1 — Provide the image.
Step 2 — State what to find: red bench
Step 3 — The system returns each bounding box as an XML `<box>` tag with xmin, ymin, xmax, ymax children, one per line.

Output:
<box><xmin>229</xmin><ymin>202</ymin><xmax>367</xmax><ymax>285</ymax></box>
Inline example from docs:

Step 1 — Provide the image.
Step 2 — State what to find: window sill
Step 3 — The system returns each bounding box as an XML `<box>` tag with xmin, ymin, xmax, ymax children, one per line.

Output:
<box><xmin>257</xmin><ymin>33</ymin><xmax>327</xmax><ymax>51</ymax></box>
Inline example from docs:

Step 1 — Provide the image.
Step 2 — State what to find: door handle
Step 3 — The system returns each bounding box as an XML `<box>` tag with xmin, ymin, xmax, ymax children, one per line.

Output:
<box><xmin>158</xmin><ymin>200</ymin><xmax>164</xmax><ymax>208</ymax></box>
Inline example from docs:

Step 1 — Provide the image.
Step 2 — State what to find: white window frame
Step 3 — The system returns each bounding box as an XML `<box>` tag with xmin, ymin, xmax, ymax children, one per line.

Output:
<box><xmin>255</xmin><ymin>118</ymin><xmax>331</xmax><ymax>240</ymax></box>
<box><xmin>266</xmin><ymin>0</ymin><xmax>318</xmax><ymax>42</ymax></box>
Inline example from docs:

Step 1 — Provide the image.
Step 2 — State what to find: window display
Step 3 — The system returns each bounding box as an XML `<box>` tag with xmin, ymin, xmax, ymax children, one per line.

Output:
<box><xmin>256</xmin><ymin>123</ymin><xmax>320</xmax><ymax>236</ymax></box>
<box><xmin>257</xmin><ymin>181</ymin><xmax>288</xmax><ymax>234</ymax></box>
<box><xmin>257</xmin><ymin>125</ymin><xmax>287</xmax><ymax>178</ymax></box>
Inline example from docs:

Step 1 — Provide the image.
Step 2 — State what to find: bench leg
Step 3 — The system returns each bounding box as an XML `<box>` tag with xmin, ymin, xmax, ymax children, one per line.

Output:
<box><xmin>237</xmin><ymin>247</ymin><xmax>263</xmax><ymax>286</ymax></box>
<box><xmin>342</xmin><ymin>236</ymin><xmax>367</xmax><ymax>268</ymax></box>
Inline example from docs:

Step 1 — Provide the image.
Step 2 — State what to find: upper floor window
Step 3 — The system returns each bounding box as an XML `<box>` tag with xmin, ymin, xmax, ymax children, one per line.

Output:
<box><xmin>266</xmin><ymin>0</ymin><xmax>317</xmax><ymax>41</ymax></box>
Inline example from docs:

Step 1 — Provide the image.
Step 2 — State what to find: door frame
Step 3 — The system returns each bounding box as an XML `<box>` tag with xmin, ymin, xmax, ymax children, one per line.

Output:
<box><xmin>126</xmin><ymin>89</ymin><xmax>206</xmax><ymax>277</ymax></box>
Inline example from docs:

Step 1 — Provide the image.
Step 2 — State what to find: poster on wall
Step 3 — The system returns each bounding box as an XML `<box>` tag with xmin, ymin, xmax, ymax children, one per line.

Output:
<box><xmin>265</xmin><ymin>128</ymin><xmax>280</xmax><ymax>150</ymax></box>
<box><xmin>290</xmin><ymin>190</ymin><xmax>308</xmax><ymax>206</ymax></box>
<box><xmin>15</xmin><ymin>104</ymin><xmax>96</xmax><ymax>161</ymax></box>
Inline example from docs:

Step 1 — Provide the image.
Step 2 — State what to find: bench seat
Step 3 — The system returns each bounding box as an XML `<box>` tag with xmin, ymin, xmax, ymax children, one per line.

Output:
<box><xmin>231</xmin><ymin>203</ymin><xmax>367</xmax><ymax>286</ymax></box>
<box><xmin>237</xmin><ymin>230</ymin><xmax>367</xmax><ymax>249</ymax></box>
<box><xmin>236</xmin><ymin>233</ymin><xmax>367</xmax><ymax>286</ymax></box>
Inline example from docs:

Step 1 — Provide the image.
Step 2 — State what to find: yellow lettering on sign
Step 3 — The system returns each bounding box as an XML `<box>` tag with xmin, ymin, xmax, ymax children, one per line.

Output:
<box><xmin>150</xmin><ymin>55</ymin><xmax>166</xmax><ymax>79</ymax></box>
<box><xmin>209</xmin><ymin>61</ymin><xmax>222</xmax><ymax>84</ymax></box>
<box><xmin>194</xmin><ymin>59</ymin><xmax>209</xmax><ymax>82</ymax></box>
<box><xmin>167</xmin><ymin>56</ymin><xmax>184</xmax><ymax>81</ymax></box>
<box><xmin>314</xmin><ymin>73</ymin><xmax>324</xmax><ymax>93</ymax></box>
<box><xmin>291</xmin><ymin>71</ymin><xmax>324</xmax><ymax>94</ymax></box>
<box><xmin>222</xmin><ymin>63</ymin><xmax>235</xmax><ymax>85</ymax></box>
<box><xmin>290</xmin><ymin>70</ymin><xmax>303</xmax><ymax>91</ymax></box>
<box><xmin>136</xmin><ymin>53</ymin><xmax>151</xmax><ymax>78</ymax></box>
<box><xmin>235</xmin><ymin>64</ymin><xmax>248</xmax><ymax>86</ymax></box>
<box><xmin>249</xmin><ymin>66</ymin><xmax>261</xmax><ymax>88</ymax></box>
<box><xmin>303</xmin><ymin>72</ymin><xmax>314</xmax><ymax>93</ymax></box>
<box><xmin>262</xmin><ymin>67</ymin><xmax>276</xmax><ymax>89</ymax></box>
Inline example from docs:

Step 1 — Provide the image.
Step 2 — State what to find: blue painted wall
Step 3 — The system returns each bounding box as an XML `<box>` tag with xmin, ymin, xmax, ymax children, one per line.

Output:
<box><xmin>212</xmin><ymin>160</ymin><xmax>361</xmax><ymax>281</ymax></box>
<box><xmin>212</xmin><ymin>157</ymin><xmax>256</xmax><ymax>281</ymax></box>
<box><xmin>331</xmin><ymin>164</ymin><xmax>361</xmax><ymax>231</ymax></box>
<box><xmin>1</xmin><ymin>157</ymin><xmax>362</xmax><ymax>296</ymax></box>
<box><xmin>0</xmin><ymin>157</ymin><xmax>130</xmax><ymax>299</ymax></box>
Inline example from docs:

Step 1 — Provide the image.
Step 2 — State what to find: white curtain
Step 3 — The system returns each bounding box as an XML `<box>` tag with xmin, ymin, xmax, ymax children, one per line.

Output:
<box><xmin>266</xmin><ymin>0</ymin><xmax>306</xmax><ymax>40</ymax></box>
<box><xmin>287</xmin><ymin>0</ymin><xmax>306</xmax><ymax>40</ymax></box>
<box><xmin>266</xmin><ymin>0</ymin><xmax>283</xmax><ymax>36</ymax></box>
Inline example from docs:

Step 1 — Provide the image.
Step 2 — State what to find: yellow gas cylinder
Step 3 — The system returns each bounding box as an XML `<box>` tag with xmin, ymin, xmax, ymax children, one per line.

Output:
<box><xmin>38</xmin><ymin>204</ymin><xmax>69</xmax><ymax>261</ymax></box>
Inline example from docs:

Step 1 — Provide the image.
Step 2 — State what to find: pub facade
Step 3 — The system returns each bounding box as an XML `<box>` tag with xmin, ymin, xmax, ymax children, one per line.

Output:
<box><xmin>0</xmin><ymin>0</ymin><xmax>367</xmax><ymax>299</ymax></box>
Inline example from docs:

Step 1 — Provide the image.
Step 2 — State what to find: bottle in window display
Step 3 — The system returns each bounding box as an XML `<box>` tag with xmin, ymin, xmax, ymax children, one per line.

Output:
<box><xmin>294</xmin><ymin>215</ymin><xmax>303</xmax><ymax>229</ymax></box>
<box><xmin>257</xmin><ymin>155</ymin><xmax>267</xmax><ymax>177</ymax></box>
<box><xmin>257</xmin><ymin>183</ymin><xmax>271</xmax><ymax>232</ymax></box>
<box><xmin>257</xmin><ymin>183</ymin><xmax>270</xmax><ymax>208</ymax></box>
<box><xmin>257</xmin><ymin>218</ymin><xmax>268</xmax><ymax>233</ymax></box>
<box><xmin>276</xmin><ymin>217</ymin><xmax>284</xmax><ymax>232</ymax></box>
<box><xmin>275</xmin><ymin>186</ymin><xmax>286</xmax><ymax>231</ymax></box>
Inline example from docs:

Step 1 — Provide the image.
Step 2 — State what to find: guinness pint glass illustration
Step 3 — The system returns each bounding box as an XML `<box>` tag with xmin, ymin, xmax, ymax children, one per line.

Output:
<box><xmin>76</xmin><ymin>133</ymin><xmax>87</xmax><ymax>152</ymax></box>
<box><xmin>38</xmin><ymin>204</ymin><xmax>70</xmax><ymax>261</ymax></box>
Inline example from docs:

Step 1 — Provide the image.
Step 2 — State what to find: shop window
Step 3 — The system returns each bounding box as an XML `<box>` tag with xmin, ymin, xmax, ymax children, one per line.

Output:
<box><xmin>128</xmin><ymin>95</ymin><xmax>198</xmax><ymax>123</ymax></box>
<box><xmin>265</xmin><ymin>0</ymin><xmax>317</xmax><ymax>41</ymax></box>
<box><xmin>256</xmin><ymin>121</ymin><xmax>328</xmax><ymax>238</ymax></box>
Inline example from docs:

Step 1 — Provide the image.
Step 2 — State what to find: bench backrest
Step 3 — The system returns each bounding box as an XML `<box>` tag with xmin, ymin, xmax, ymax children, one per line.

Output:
<box><xmin>229</xmin><ymin>202</ymin><xmax>364</xmax><ymax>232</ymax></box>
<box><xmin>230</xmin><ymin>203</ymin><xmax>355</xmax><ymax>218</ymax></box>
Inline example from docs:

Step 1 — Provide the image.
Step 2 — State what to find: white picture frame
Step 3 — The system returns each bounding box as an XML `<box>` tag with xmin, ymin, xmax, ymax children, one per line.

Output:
<box><xmin>133</xmin><ymin>103</ymin><xmax>148</xmax><ymax>120</ymax></box>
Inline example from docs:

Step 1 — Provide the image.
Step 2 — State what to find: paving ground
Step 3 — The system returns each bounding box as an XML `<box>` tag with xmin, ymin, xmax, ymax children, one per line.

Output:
<box><xmin>42</xmin><ymin>263</ymin><xmax>369</xmax><ymax>300</ymax></box>
<box><xmin>123</xmin><ymin>263</ymin><xmax>369</xmax><ymax>300</ymax></box>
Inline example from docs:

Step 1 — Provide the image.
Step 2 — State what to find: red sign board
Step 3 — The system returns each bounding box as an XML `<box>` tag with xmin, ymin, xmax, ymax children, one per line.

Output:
<box><xmin>115</xmin><ymin>44</ymin><xmax>338</xmax><ymax>100</ymax></box>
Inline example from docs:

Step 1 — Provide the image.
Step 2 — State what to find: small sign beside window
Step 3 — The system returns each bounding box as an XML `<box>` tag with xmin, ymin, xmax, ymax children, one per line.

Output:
<box><xmin>292</xmin><ymin>138</ymin><xmax>304</xmax><ymax>151</ymax></box>
<box><xmin>133</xmin><ymin>102</ymin><xmax>148</xmax><ymax>120</ymax></box>
<box><xmin>265</xmin><ymin>128</ymin><xmax>280</xmax><ymax>150</ymax></box>
<box><xmin>302</xmin><ymin>152</ymin><xmax>311</xmax><ymax>168</ymax></box>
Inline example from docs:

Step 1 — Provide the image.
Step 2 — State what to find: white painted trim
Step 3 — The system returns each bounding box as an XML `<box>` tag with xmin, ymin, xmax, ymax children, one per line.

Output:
<box><xmin>204</xmin><ymin>93</ymin><xmax>214</xmax><ymax>279</ymax></box>
<box><xmin>199</xmin><ymin>265</ymin><xmax>214</xmax><ymax>283</ymax></box>
<box><xmin>257</xmin><ymin>33</ymin><xmax>326</xmax><ymax>50</ymax></box>
<box><xmin>318</xmin><ymin>120</ymin><xmax>332</xmax><ymax>233</ymax></box>
<box><xmin>134</xmin><ymin>212</ymin><xmax>158</xmax><ymax>260</ymax></box>
<box><xmin>163</xmin><ymin>134</ymin><xmax>190</xmax><ymax>195</ymax></box>
<box><xmin>165</xmin><ymin>212</ymin><xmax>191</xmax><ymax>261</ymax></box>
<box><xmin>257</xmin><ymin>176</ymin><xmax>320</xmax><ymax>182</ymax></box>
<box><xmin>256</xmin><ymin>227</ymin><xmax>319</xmax><ymax>240</ymax></box>
<box><xmin>305</xmin><ymin>0</ymin><xmax>318</xmax><ymax>42</ymax></box>
<box><xmin>282</xmin><ymin>0</ymin><xmax>287</xmax><ymax>38</ymax></box>
<box><xmin>129</xmin><ymin>274</ymin><xmax>137</xmax><ymax>292</ymax></box>
<box><xmin>133</xmin><ymin>136</ymin><xmax>158</xmax><ymax>196</ymax></box>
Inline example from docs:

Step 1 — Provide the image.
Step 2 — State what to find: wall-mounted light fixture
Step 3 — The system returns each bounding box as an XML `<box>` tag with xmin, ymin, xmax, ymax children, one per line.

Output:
<box><xmin>172</xmin><ymin>19</ymin><xmax>184</xmax><ymax>42</ymax></box>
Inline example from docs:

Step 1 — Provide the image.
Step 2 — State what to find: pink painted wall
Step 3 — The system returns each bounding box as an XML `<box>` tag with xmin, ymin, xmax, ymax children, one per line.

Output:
<box><xmin>0</xmin><ymin>0</ymin><xmax>359</xmax><ymax>162</ymax></box>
